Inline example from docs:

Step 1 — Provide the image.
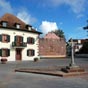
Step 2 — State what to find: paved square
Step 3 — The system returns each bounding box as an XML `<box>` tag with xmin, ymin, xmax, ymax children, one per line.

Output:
<box><xmin>0</xmin><ymin>58</ymin><xmax>88</xmax><ymax>88</ymax></box>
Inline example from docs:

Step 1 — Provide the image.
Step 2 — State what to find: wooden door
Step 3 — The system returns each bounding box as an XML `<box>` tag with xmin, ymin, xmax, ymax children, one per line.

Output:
<box><xmin>16</xmin><ymin>48</ymin><xmax>22</xmax><ymax>61</ymax></box>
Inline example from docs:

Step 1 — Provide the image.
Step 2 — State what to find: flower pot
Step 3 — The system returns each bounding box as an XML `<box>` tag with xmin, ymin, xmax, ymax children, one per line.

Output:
<box><xmin>34</xmin><ymin>58</ymin><xmax>39</xmax><ymax>62</ymax></box>
<box><xmin>1</xmin><ymin>58</ymin><xmax>7</xmax><ymax>64</ymax></box>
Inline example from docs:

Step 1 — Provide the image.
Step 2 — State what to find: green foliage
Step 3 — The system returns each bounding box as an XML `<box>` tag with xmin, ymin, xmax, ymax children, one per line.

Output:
<box><xmin>79</xmin><ymin>42</ymin><xmax>88</xmax><ymax>54</ymax></box>
<box><xmin>52</xmin><ymin>29</ymin><xmax>65</xmax><ymax>39</ymax></box>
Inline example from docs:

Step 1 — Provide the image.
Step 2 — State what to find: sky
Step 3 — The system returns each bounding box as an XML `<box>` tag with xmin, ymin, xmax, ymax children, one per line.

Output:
<box><xmin>0</xmin><ymin>0</ymin><xmax>88</xmax><ymax>41</ymax></box>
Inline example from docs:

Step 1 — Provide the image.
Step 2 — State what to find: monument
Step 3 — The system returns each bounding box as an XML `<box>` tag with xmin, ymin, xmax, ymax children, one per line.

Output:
<box><xmin>61</xmin><ymin>38</ymin><xmax>85</xmax><ymax>73</ymax></box>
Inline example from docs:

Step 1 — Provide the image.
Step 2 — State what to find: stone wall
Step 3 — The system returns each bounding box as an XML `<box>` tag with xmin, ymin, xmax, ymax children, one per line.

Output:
<box><xmin>39</xmin><ymin>38</ymin><xmax>66</xmax><ymax>57</ymax></box>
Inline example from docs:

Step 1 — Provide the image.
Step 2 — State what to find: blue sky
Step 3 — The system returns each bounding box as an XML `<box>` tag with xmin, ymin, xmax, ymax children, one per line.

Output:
<box><xmin>0</xmin><ymin>0</ymin><xmax>88</xmax><ymax>40</ymax></box>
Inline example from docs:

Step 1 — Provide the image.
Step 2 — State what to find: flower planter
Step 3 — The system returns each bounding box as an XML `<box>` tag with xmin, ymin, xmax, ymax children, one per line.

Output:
<box><xmin>34</xmin><ymin>58</ymin><xmax>39</xmax><ymax>62</ymax></box>
<box><xmin>1</xmin><ymin>58</ymin><xmax>7</xmax><ymax>64</ymax></box>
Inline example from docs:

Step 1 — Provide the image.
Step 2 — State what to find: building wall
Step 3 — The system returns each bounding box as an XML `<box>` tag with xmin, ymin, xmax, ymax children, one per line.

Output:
<box><xmin>0</xmin><ymin>28</ymin><xmax>39</xmax><ymax>61</ymax></box>
<box><xmin>39</xmin><ymin>38</ymin><xmax>66</xmax><ymax>57</ymax></box>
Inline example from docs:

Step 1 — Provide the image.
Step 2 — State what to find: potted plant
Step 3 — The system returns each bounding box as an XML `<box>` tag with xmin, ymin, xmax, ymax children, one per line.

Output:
<box><xmin>1</xmin><ymin>58</ymin><xmax>7</xmax><ymax>64</ymax></box>
<box><xmin>34</xmin><ymin>58</ymin><xmax>39</xmax><ymax>62</ymax></box>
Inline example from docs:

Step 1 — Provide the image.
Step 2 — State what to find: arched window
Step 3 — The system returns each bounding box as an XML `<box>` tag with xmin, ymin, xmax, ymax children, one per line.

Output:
<box><xmin>27</xmin><ymin>49</ymin><xmax>35</xmax><ymax>56</ymax></box>
<box><xmin>27</xmin><ymin>37</ymin><xmax>35</xmax><ymax>44</ymax></box>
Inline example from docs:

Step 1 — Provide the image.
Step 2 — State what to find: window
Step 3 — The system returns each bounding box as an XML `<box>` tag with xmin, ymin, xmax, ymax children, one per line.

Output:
<box><xmin>0</xmin><ymin>34</ymin><xmax>10</xmax><ymax>43</ymax></box>
<box><xmin>27</xmin><ymin>49</ymin><xmax>35</xmax><ymax>56</ymax></box>
<box><xmin>14</xmin><ymin>23</ymin><xmax>20</xmax><ymax>29</ymax></box>
<box><xmin>27</xmin><ymin>37</ymin><xmax>34</xmax><ymax>44</ymax></box>
<box><xmin>2</xmin><ymin>21</ymin><xmax>7</xmax><ymax>27</ymax></box>
<box><xmin>16</xmin><ymin>24</ymin><xmax>20</xmax><ymax>29</ymax></box>
<box><xmin>15</xmin><ymin>36</ymin><xmax>23</xmax><ymax>42</ymax></box>
<box><xmin>0</xmin><ymin>49</ymin><xmax>10</xmax><ymax>57</ymax></box>
<box><xmin>26</xmin><ymin>25</ymin><xmax>32</xmax><ymax>30</ymax></box>
<box><xmin>14</xmin><ymin>36</ymin><xmax>23</xmax><ymax>46</ymax></box>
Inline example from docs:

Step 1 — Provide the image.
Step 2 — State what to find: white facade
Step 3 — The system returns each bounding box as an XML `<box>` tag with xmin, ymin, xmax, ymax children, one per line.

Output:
<box><xmin>0</xmin><ymin>28</ymin><xmax>39</xmax><ymax>61</ymax></box>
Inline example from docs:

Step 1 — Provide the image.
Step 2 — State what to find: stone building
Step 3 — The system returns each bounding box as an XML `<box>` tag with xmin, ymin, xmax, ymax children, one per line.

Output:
<box><xmin>39</xmin><ymin>32</ymin><xmax>66</xmax><ymax>58</ymax></box>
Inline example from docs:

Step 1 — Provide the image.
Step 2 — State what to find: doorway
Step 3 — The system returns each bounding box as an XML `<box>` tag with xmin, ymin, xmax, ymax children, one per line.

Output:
<box><xmin>16</xmin><ymin>48</ymin><xmax>22</xmax><ymax>61</ymax></box>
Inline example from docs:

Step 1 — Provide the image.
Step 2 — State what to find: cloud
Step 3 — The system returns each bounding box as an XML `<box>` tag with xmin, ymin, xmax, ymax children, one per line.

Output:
<box><xmin>49</xmin><ymin>0</ymin><xmax>86</xmax><ymax>14</ymax></box>
<box><xmin>39</xmin><ymin>21</ymin><xmax>58</xmax><ymax>34</ymax></box>
<box><xmin>77</xmin><ymin>14</ymin><xmax>84</xmax><ymax>18</ymax></box>
<box><xmin>0</xmin><ymin>0</ymin><xmax>13</xmax><ymax>15</ymax></box>
<box><xmin>17</xmin><ymin>11</ymin><xmax>37</xmax><ymax>24</ymax></box>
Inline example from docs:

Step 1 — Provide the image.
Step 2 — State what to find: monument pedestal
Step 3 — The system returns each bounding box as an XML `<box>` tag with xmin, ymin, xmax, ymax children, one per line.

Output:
<box><xmin>61</xmin><ymin>65</ymin><xmax>85</xmax><ymax>73</ymax></box>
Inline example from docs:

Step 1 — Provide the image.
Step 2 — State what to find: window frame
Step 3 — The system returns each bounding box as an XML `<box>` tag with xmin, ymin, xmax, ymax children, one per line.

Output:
<box><xmin>27</xmin><ymin>49</ymin><xmax>35</xmax><ymax>56</ymax></box>
<box><xmin>1</xmin><ymin>21</ymin><xmax>8</xmax><ymax>27</ymax></box>
<box><xmin>0</xmin><ymin>34</ymin><xmax>10</xmax><ymax>43</ymax></box>
<box><xmin>27</xmin><ymin>37</ymin><xmax>35</xmax><ymax>44</ymax></box>
<box><xmin>15</xmin><ymin>35</ymin><xmax>23</xmax><ymax>43</ymax></box>
<box><xmin>15</xmin><ymin>23</ymin><xmax>20</xmax><ymax>29</ymax></box>
<box><xmin>0</xmin><ymin>48</ymin><xmax>10</xmax><ymax>57</ymax></box>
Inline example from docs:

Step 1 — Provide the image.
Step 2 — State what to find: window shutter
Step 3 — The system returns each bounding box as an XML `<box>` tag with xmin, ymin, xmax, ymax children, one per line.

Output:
<box><xmin>7</xmin><ymin>35</ymin><xmax>10</xmax><ymax>42</ymax></box>
<box><xmin>32</xmin><ymin>38</ymin><xmax>34</xmax><ymax>44</ymax></box>
<box><xmin>8</xmin><ymin>49</ymin><xmax>10</xmax><ymax>56</ymax></box>
<box><xmin>27</xmin><ymin>50</ymin><xmax>29</xmax><ymax>56</ymax></box>
<box><xmin>14</xmin><ymin>36</ymin><xmax>16</xmax><ymax>42</ymax></box>
<box><xmin>27</xmin><ymin>38</ymin><xmax>29</xmax><ymax>43</ymax></box>
<box><xmin>21</xmin><ymin>37</ymin><xmax>23</xmax><ymax>42</ymax></box>
<box><xmin>0</xmin><ymin>49</ymin><xmax>2</xmax><ymax>56</ymax></box>
<box><xmin>33</xmin><ymin>50</ymin><xmax>35</xmax><ymax>56</ymax></box>
<box><xmin>0</xmin><ymin>35</ymin><xmax>2</xmax><ymax>41</ymax></box>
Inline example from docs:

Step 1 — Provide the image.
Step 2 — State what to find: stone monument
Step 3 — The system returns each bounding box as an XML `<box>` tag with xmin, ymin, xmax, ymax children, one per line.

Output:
<box><xmin>61</xmin><ymin>38</ymin><xmax>85</xmax><ymax>73</ymax></box>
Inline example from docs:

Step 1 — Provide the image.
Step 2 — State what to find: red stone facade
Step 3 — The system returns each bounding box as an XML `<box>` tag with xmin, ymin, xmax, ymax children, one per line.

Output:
<box><xmin>39</xmin><ymin>32</ymin><xmax>66</xmax><ymax>57</ymax></box>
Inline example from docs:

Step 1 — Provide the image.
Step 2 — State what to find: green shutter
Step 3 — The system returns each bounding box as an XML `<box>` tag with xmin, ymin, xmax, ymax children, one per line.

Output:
<box><xmin>21</xmin><ymin>37</ymin><xmax>23</xmax><ymax>42</ymax></box>
<box><xmin>8</xmin><ymin>49</ymin><xmax>10</xmax><ymax>56</ymax></box>
<box><xmin>7</xmin><ymin>35</ymin><xmax>10</xmax><ymax>42</ymax></box>
<box><xmin>33</xmin><ymin>38</ymin><xmax>34</xmax><ymax>44</ymax></box>
<box><xmin>27</xmin><ymin>38</ymin><xmax>29</xmax><ymax>43</ymax></box>
<box><xmin>0</xmin><ymin>49</ymin><xmax>2</xmax><ymax>56</ymax></box>
<box><xmin>32</xmin><ymin>50</ymin><xmax>35</xmax><ymax>56</ymax></box>
<box><xmin>0</xmin><ymin>35</ymin><xmax>1</xmax><ymax>41</ymax></box>
<box><xmin>27</xmin><ymin>50</ymin><xmax>29</xmax><ymax>56</ymax></box>
<box><xmin>15</xmin><ymin>36</ymin><xmax>16</xmax><ymax>41</ymax></box>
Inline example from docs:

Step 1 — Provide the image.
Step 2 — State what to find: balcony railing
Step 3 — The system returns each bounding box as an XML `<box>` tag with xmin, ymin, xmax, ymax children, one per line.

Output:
<box><xmin>12</xmin><ymin>42</ymin><xmax>27</xmax><ymax>47</ymax></box>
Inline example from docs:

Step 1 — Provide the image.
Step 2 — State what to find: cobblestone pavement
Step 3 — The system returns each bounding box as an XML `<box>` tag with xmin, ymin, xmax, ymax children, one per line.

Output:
<box><xmin>0</xmin><ymin>58</ymin><xmax>88</xmax><ymax>88</ymax></box>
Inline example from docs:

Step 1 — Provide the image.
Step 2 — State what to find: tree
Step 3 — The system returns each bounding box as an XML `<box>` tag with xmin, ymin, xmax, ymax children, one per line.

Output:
<box><xmin>83</xmin><ymin>20</ymin><xmax>88</xmax><ymax>34</ymax></box>
<box><xmin>79</xmin><ymin>42</ymin><xmax>88</xmax><ymax>54</ymax></box>
<box><xmin>52</xmin><ymin>29</ymin><xmax>65</xmax><ymax>39</ymax></box>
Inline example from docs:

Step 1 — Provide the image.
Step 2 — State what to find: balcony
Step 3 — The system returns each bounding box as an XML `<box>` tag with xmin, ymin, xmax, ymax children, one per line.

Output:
<box><xmin>12</xmin><ymin>42</ymin><xmax>27</xmax><ymax>48</ymax></box>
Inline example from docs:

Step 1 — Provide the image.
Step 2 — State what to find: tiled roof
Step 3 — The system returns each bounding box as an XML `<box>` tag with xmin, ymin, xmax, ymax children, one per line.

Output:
<box><xmin>0</xmin><ymin>13</ymin><xmax>42</xmax><ymax>34</ymax></box>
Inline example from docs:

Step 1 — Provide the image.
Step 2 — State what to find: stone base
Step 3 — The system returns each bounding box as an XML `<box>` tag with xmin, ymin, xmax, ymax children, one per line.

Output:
<box><xmin>61</xmin><ymin>66</ymin><xmax>85</xmax><ymax>73</ymax></box>
<box><xmin>15</xmin><ymin>68</ymin><xmax>88</xmax><ymax>77</ymax></box>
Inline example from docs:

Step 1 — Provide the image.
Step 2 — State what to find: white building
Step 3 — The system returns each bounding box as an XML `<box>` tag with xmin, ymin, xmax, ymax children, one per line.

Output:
<box><xmin>0</xmin><ymin>13</ymin><xmax>42</xmax><ymax>61</ymax></box>
<box><xmin>68</xmin><ymin>39</ymin><xmax>88</xmax><ymax>53</ymax></box>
